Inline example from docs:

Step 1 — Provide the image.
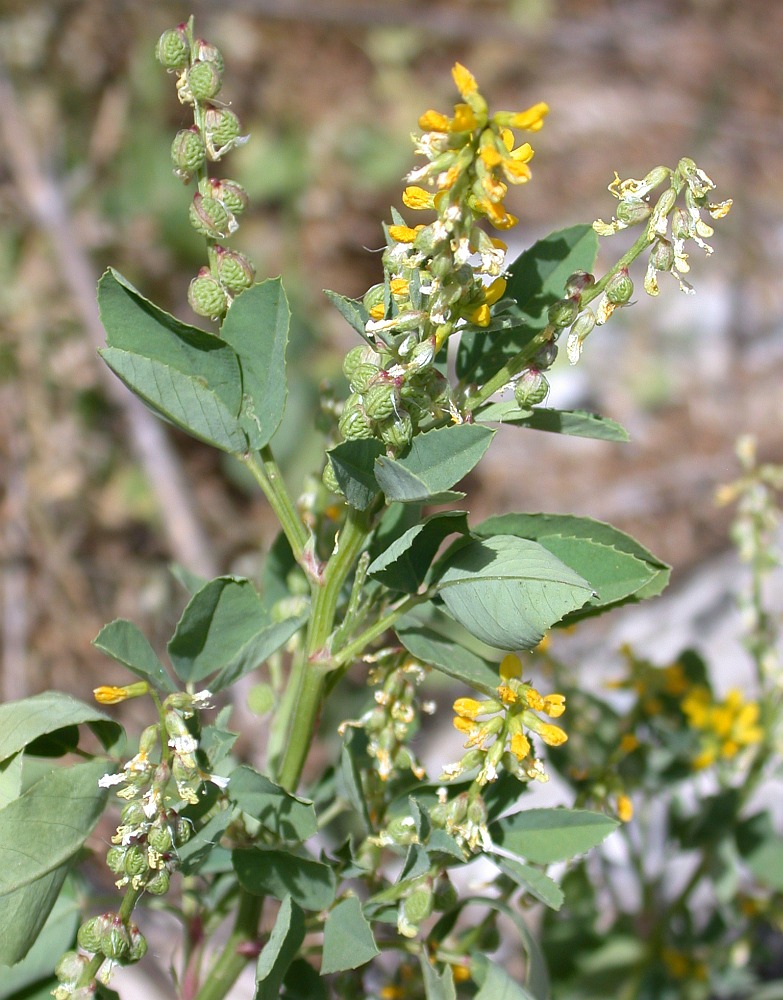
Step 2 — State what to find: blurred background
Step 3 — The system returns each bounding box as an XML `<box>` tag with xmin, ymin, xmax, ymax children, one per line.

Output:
<box><xmin>1</xmin><ymin>0</ymin><xmax>782</xmax><ymax>705</ymax></box>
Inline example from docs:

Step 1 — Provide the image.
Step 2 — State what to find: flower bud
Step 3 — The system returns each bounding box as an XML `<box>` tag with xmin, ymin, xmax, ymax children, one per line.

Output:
<box><xmin>208</xmin><ymin>178</ymin><xmax>249</xmax><ymax>217</ymax></box>
<box><xmin>605</xmin><ymin>267</ymin><xmax>634</xmax><ymax>305</ymax></box>
<box><xmin>171</xmin><ymin>127</ymin><xmax>206</xmax><ymax>180</ymax></box>
<box><xmin>215</xmin><ymin>247</ymin><xmax>255</xmax><ymax>294</ymax></box>
<box><xmin>401</xmin><ymin>877</ymin><xmax>434</xmax><ymax>926</ymax></box>
<box><xmin>188</xmin><ymin>268</ymin><xmax>229</xmax><ymax>319</ymax></box>
<box><xmin>565</xmin><ymin>308</ymin><xmax>596</xmax><ymax>365</ymax></box>
<box><xmin>547</xmin><ymin>296</ymin><xmax>579</xmax><ymax>330</ymax></box>
<box><xmin>187</xmin><ymin>60</ymin><xmax>223</xmax><ymax>101</ymax></box>
<box><xmin>564</xmin><ymin>271</ymin><xmax>595</xmax><ymax>296</ymax></box>
<box><xmin>156</xmin><ymin>26</ymin><xmax>190</xmax><ymax>70</ymax></box>
<box><xmin>380</xmin><ymin>409</ymin><xmax>414</xmax><ymax>451</ymax></box>
<box><xmin>514</xmin><ymin>368</ymin><xmax>548</xmax><ymax>408</ymax></box>
<box><xmin>188</xmin><ymin>193</ymin><xmax>234</xmax><ymax>239</ymax></box>
<box><xmin>77</xmin><ymin>914</ymin><xmax>112</xmax><ymax>954</ymax></box>
<box><xmin>203</xmin><ymin>107</ymin><xmax>242</xmax><ymax>158</ymax></box>
<box><xmin>616</xmin><ymin>197</ymin><xmax>651</xmax><ymax>227</ymax></box>
<box><xmin>100</xmin><ymin>916</ymin><xmax>131</xmax><ymax>961</ymax></box>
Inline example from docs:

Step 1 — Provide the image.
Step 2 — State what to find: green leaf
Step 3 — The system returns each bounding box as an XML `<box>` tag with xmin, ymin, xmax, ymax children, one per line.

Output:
<box><xmin>375</xmin><ymin>424</ymin><xmax>494</xmax><ymax>504</ymax></box>
<box><xmin>229</xmin><ymin>766</ymin><xmax>317</xmax><ymax>842</ymax></box>
<box><xmin>219</xmin><ymin>279</ymin><xmax>290</xmax><ymax>449</ymax></box>
<box><xmin>477</xmin><ymin>512</ymin><xmax>670</xmax><ymax>611</ymax></box>
<box><xmin>491</xmin><ymin>808</ymin><xmax>619</xmax><ymax>865</ymax></box>
<box><xmin>457</xmin><ymin>225</ymin><xmax>598</xmax><ymax>383</ymax></box>
<box><xmin>338</xmin><ymin>729</ymin><xmax>372</xmax><ymax>830</ymax></box>
<box><xmin>321</xmin><ymin>896</ymin><xmax>380</xmax><ymax>974</ymax></box>
<box><xmin>476</xmin><ymin>404</ymin><xmax>629</xmax><ymax>443</ymax></box>
<box><xmin>434</xmin><ymin>535</ymin><xmax>593</xmax><ymax>649</ymax></box>
<box><xmin>327</xmin><ymin>439</ymin><xmax>384</xmax><ymax>511</ymax></box>
<box><xmin>0</xmin><ymin>693</ymin><xmax>122</xmax><ymax>763</ymax></box>
<box><xmin>395</xmin><ymin>605</ymin><xmax>501</xmax><ymax>696</ymax></box>
<box><xmin>323</xmin><ymin>289</ymin><xmax>371</xmax><ymax>340</ymax></box>
<box><xmin>0</xmin><ymin>755</ymin><xmax>22</xmax><ymax>810</ymax></box>
<box><xmin>0</xmin><ymin>758</ymin><xmax>111</xmax><ymax>964</ymax></box>
<box><xmin>98</xmin><ymin>269</ymin><xmax>246</xmax><ymax>453</ymax></box>
<box><xmin>367</xmin><ymin>511</ymin><xmax>469</xmax><ymax>592</ymax></box>
<box><xmin>233</xmin><ymin>848</ymin><xmax>336</xmax><ymax>911</ymax></box>
<box><xmin>0</xmin><ymin>881</ymin><xmax>79</xmax><ymax>998</ymax></box>
<box><xmin>177</xmin><ymin>809</ymin><xmax>233</xmax><ymax>876</ymax></box>
<box><xmin>282</xmin><ymin>958</ymin><xmax>328</xmax><ymax>1000</ymax></box>
<box><xmin>473</xmin><ymin>955</ymin><xmax>538</xmax><ymax>1000</ymax></box>
<box><xmin>101</xmin><ymin>348</ymin><xmax>248</xmax><ymax>453</ymax></box>
<box><xmin>255</xmin><ymin>896</ymin><xmax>306</xmax><ymax>1000</ymax></box>
<box><xmin>420</xmin><ymin>957</ymin><xmax>457</xmax><ymax>1000</ymax></box>
<box><xmin>736</xmin><ymin>811</ymin><xmax>783</xmax><ymax>891</ymax></box>
<box><xmin>492</xmin><ymin>856</ymin><xmax>564</xmax><ymax>911</ymax></box>
<box><xmin>93</xmin><ymin>619</ymin><xmax>176</xmax><ymax>692</ymax></box>
<box><xmin>475</xmin><ymin>514</ymin><xmax>660</xmax><ymax>619</ymax></box>
<box><xmin>168</xmin><ymin>577</ymin><xmax>305</xmax><ymax>688</ymax></box>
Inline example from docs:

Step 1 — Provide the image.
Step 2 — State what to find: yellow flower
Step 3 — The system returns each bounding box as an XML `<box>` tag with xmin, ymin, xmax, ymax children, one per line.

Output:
<box><xmin>451</xmin><ymin>103</ymin><xmax>478</xmax><ymax>132</ymax></box>
<box><xmin>537</xmin><ymin>722</ymin><xmax>568</xmax><ymax>747</ymax></box>
<box><xmin>451</xmin><ymin>62</ymin><xmax>478</xmax><ymax>99</ymax></box>
<box><xmin>368</xmin><ymin>302</ymin><xmax>385</xmax><ymax>320</ymax></box>
<box><xmin>402</xmin><ymin>186</ymin><xmax>434</xmax><ymax>210</ymax></box>
<box><xmin>510</xmin><ymin>102</ymin><xmax>549</xmax><ymax>131</ymax></box>
<box><xmin>617</xmin><ymin>794</ymin><xmax>634</xmax><ymax>823</ymax></box>
<box><xmin>451</xmin><ymin>964</ymin><xmax>471</xmax><ymax>984</ymax></box>
<box><xmin>542</xmin><ymin>693</ymin><xmax>566</xmax><ymax>718</ymax></box>
<box><xmin>497</xmin><ymin>684</ymin><xmax>517</xmax><ymax>706</ymax></box>
<box><xmin>510</xmin><ymin>732</ymin><xmax>531</xmax><ymax>760</ymax></box>
<box><xmin>93</xmin><ymin>682</ymin><xmax>150</xmax><ymax>704</ymax></box>
<box><xmin>453</xmin><ymin>697</ymin><xmax>485</xmax><ymax>720</ymax></box>
<box><xmin>389</xmin><ymin>278</ymin><xmax>409</xmax><ymax>296</ymax></box>
<box><xmin>388</xmin><ymin>224</ymin><xmax>422</xmax><ymax>244</ymax></box>
<box><xmin>620</xmin><ymin>733</ymin><xmax>640</xmax><ymax>754</ymax></box>
<box><xmin>483</xmin><ymin>276</ymin><xmax>507</xmax><ymax>306</ymax></box>
<box><xmin>418</xmin><ymin>109</ymin><xmax>450</xmax><ymax>132</ymax></box>
<box><xmin>526</xmin><ymin>688</ymin><xmax>546</xmax><ymax>712</ymax></box>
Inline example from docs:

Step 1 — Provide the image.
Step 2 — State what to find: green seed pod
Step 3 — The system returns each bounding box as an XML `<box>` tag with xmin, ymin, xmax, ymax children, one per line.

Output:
<box><xmin>348</xmin><ymin>362</ymin><xmax>381</xmax><ymax>393</ymax></box>
<box><xmin>408</xmin><ymin>338</ymin><xmax>436</xmax><ymax>371</ymax></box>
<box><xmin>147</xmin><ymin>822</ymin><xmax>174</xmax><ymax>854</ymax></box>
<box><xmin>121</xmin><ymin>799</ymin><xmax>147</xmax><ymax>827</ymax></box>
<box><xmin>380</xmin><ymin>409</ymin><xmax>414</xmax><ymax>451</ymax></box>
<box><xmin>127</xmin><ymin>924</ymin><xmax>148</xmax><ymax>964</ymax></box>
<box><xmin>215</xmin><ymin>247</ymin><xmax>256</xmax><ymax>293</ymax></box>
<box><xmin>650</xmin><ymin>238</ymin><xmax>675</xmax><ymax>272</ymax></box>
<box><xmin>547</xmin><ymin>296</ymin><xmax>579</xmax><ymax>329</ymax></box>
<box><xmin>123</xmin><ymin>845</ymin><xmax>148</xmax><ymax>878</ymax></box>
<box><xmin>477</xmin><ymin>921</ymin><xmax>501</xmax><ymax>952</ymax></box>
<box><xmin>171</xmin><ymin>127</ymin><xmax>206</xmax><ymax>180</ymax></box>
<box><xmin>338</xmin><ymin>397</ymin><xmax>374</xmax><ymax>441</ymax></box>
<box><xmin>77</xmin><ymin>914</ymin><xmax>112</xmax><ymax>954</ymax></box>
<box><xmin>188</xmin><ymin>269</ymin><xmax>228</xmax><ymax>319</ymax></box>
<box><xmin>106</xmin><ymin>846</ymin><xmax>126</xmax><ymax>875</ymax></box>
<box><xmin>145</xmin><ymin>869</ymin><xmax>171</xmax><ymax>896</ymax></box>
<box><xmin>175</xmin><ymin>817</ymin><xmax>193</xmax><ymax>846</ymax></box>
<box><xmin>362</xmin><ymin>283</ymin><xmax>386</xmax><ymax>316</ymax></box>
<box><xmin>385</xmin><ymin>815</ymin><xmax>418</xmax><ymax>846</ymax></box>
<box><xmin>208</xmin><ymin>178</ymin><xmax>249</xmax><ymax>217</ymax></box>
<box><xmin>156</xmin><ymin>26</ymin><xmax>190</xmax><ymax>70</ymax></box>
<box><xmin>342</xmin><ymin>346</ymin><xmax>369</xmax><ymax>382</ymax></box>
<box><xmin>187</xmin><ymin>60</ymin><xmax>223</xmax><ymax>101</ymax></box>
<box><xmin>672</xmin><ymin>208</ymin><xmax>690</xmax><ymax>241</ymax></box>
<box><xmin>321</xmin><ymin>461</ymin><xmax>342</xmax><ymax>494</ymax></box>
<box><xmin>188</xmin><ymin>193</ymin><xmax>233</xmax><ymax>239</ymax></box>
<box><xmin>402</xmin><ymin>877</ymin><xmax>434</xmax><ymax>925</ymax></box>
<box><xmin>466</xmin><ymin>794</ymin><xmax>488</xmax><ymax>828</ymax></box>
<box><xmin>564</xmin><ymin>271</ymin><xmax>596</xmax><ymax>296</ymax></box>
<box><xmin>514</xmin><ymin>368</ymin><xmax>549</xmax><ymax>408</ymax></box>
<box><xmin>363</xmin><ymin>381</ymin><xmax>397</xmax><ymax>421</ymax></box>
<box><xmin>100</xmin><ymin>917</ymin><xmax>131</xmax><ymax>961</ymax></box>
<box><xmin>203</xmin><ymin>107</ymin><xmax>242</xmax><ymax>155</ymax></box>
<box><xmin>605</xmin><ymin>267</ymin><xmax>634</xmax><ymax>305</ymax></box>
<box><xmin>55</xmin><ymin>950</ymin><xmax>88</xmax><ymax>985</ymax></box>
<box><xmin>534</xmin><ymin>341</ymin><xmax>558</xmax><ymax>370</ymax></box>
<box><xmin>616</xmin><ymin>197</ymin><xmax>652</xmax><ymax>227</ymax></box>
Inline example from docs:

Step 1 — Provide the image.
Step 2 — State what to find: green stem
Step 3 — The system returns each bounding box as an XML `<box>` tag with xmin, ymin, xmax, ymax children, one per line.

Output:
<box><xmin>191</xmin><ymin>891</ymin><xmax>263</xmax><ymax>1000</ymax></box>
<box><xmin>275</xmin><ymin>507</ymin><xmax>374</xmax><ymax>792</ymax></box>
<box><xmin>332</xmin><ymin>592</ymin><xmax>430</xmax><ymax>670</ymax></box>
<box><xmin>463</xmin><ymin>226</ymin><xmax>655</xmax><ymax>414</ymax></box>
<box><xmin>243</xmin><ymin>447</ymin><xmax>308</xmax><ymax>562</ymax></box>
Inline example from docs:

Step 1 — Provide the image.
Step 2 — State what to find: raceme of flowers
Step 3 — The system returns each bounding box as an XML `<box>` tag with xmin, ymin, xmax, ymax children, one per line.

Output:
<box><xmin>445</xmin><ymin>652</ymin><xmax>567</xmax><ymax>786</ymax></box>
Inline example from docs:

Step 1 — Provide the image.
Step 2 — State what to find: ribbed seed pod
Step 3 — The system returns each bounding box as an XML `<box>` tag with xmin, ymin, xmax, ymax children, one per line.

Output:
<box><xmin>156</xmin><ymin>27</ymin><xmax>190</xmax><ymax>69</ymax></box>
<box><xmin>380</xmin><ymin>409</ymin><xmax>414</xmax><ymax>450</ymax></box>
<box><xmin>188</xmin><ymin>194</ymin><xmax>233</xmax><ymax>239</ymax></box>
<box><xmin>171</xmin><ymin>128</ymin><xmax>206</xmax><ymax>179</ymax></box>
<box><xmin>188</xmin><ymin>270</ymin><xmax>228</xmax><ymax>319</ymax></box>
<box><xmin>363</xmin><ymin>381</ymin><xmax>397</xmax><ymax>422</ymax></box>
